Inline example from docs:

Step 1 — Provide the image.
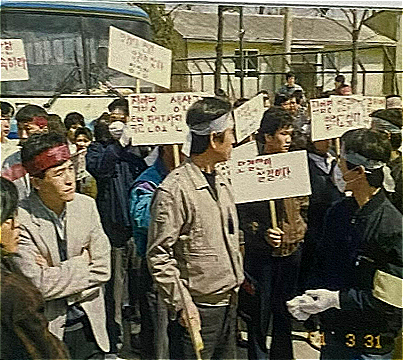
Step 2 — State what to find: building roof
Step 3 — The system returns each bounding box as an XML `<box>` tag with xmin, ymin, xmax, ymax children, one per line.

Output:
<box><xmin>172</xmin><ymin>10</ymin><xmax>395</xmax><ymax>46</ymax></box>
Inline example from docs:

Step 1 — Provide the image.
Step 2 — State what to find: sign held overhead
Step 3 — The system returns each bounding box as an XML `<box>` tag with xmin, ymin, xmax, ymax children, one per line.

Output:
<box><xmin>108</xmin><ymin>26</ymin><xmax>172</xmax><ymax>89</ymax></box>
<box><xmin>1</xmin><ymin>39</ymin><xmax>29</xmax><ymax>82</ymax></box>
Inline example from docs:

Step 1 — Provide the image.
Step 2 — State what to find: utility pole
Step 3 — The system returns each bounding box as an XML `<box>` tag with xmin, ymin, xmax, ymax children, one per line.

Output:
<box><xmin>283</xmin><ymin>7</ymin><xmax>293</xmax><ymax>74</ymax></box>
<box><xmin>239</xmin><ymin>6</ymin><xmax>245</xmax><ymax>98</ymax></box>
<box><xmin>214</xmin><ymin>5</ymin><xmax>224</xmax><ymax>94</ymax></box>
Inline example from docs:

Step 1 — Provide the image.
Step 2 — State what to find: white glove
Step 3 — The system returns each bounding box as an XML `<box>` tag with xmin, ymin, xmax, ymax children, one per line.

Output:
<box><xmin>300</xmin><ymin>289</ymin><xmax>341</xmax><ymax>314</ymax></box>
<box><xmin>286</xmin><ymin>294</ymin><xmax>314</xmax><ymax>321</ymax></box>
<box><xmin>109</xmin><ymin>121</ymin><xmax>125</xmax><ymax>140</ymax></box>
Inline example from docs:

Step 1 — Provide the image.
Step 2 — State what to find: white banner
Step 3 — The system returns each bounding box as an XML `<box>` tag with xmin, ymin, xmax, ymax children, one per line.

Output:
<box><xmin>126</xmin><ymin>92</ymin><xmax>207</xmax><ymax>145</ymax></box>
<box><xmin>310</xmin><ymin>95</ymin><xmax>385</xmax><ymax>141</ymax></box>
<box><xmin>230</xmin><ymin>150</ymin><xmax>311</xmax><ymax>204</ymax></box>
<box><xmin>234</xmin><ymin>93</ymin><xmax>266</xmax><ymax>143</ymax></box>
<box><xmin>1</xmin><ymin>39</ymin><xmax>29</xmax><ymax>81</ymax></box>
<box><xmin>216</xmin><ymin>140</ymin><xmax>259</xmax><ymax>180</ymax></box>
<box><xmin>108</xmin><ymin>26</ymin><xmax>172</xmax><ymax>89</ymax></box>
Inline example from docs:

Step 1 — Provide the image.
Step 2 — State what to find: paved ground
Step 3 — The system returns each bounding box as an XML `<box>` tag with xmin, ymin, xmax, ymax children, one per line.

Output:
<box><xmin>118</xmin><ymin>328</ymin><xmax>321</xmax><ymax>360</ymax></box>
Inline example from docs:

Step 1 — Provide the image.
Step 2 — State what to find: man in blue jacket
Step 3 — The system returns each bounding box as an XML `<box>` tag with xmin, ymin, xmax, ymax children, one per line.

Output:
<box><xmin>129</xmin><ymin>145</ymin><xmax>176</xmax><ymax>359</ymax></box>
<box><xmin>288</xmin><ymin>128</ymin><xmax>402</xmax><ymax>360</ymax></box>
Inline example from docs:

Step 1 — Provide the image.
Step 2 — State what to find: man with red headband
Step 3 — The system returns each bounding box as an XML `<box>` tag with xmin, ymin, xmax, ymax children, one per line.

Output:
<box><xmin>1</xmin><ymin>104</ymin><xmax>49</xmax><ymax>201</ymax></box>
<box><xmin>14</xmin><ymin>132</ymin><xmax>111</xmax><ymax>359</ymax></box>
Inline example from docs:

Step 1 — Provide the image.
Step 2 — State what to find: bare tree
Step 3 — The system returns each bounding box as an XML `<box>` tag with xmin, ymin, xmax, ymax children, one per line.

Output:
<box><xmin>320</xmin><ymin>9</ymin><xmax>371</xmax><ymax>93</ymax></box>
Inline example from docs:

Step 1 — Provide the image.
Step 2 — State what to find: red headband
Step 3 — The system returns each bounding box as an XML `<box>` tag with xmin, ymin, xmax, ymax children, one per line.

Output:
<box><xmin>24</xmin><ymin>144</ymin><xmax>71</xmax><ymax>176</ymax></box>
<box><xmin>31</xmin><ymin>116</ymin><xmax>48</xmax><ymax>129</ymax></box>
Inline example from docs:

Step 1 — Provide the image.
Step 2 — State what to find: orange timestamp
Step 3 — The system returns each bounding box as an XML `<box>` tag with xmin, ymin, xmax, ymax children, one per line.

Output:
<box><xmin>308</xmin><ymin>331</ymin><xmax>383</xmax><ymax>349</ymax></box>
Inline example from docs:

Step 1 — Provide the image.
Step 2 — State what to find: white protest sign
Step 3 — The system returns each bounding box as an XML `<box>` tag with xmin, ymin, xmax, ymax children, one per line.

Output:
<box><xmin>362</xmin><ymin>96</ymin><xmax>386</xmax><ymax>124</ymax></box>
<box><xmin>229</xmin><ymin>150</ymin><xmax>311</xmax><ymax>204</ymax></box>
<box><xmin>1</xmin><ymin>39</ymin><xmax>29</xmax><ymax>81</ymax></box>
<box><xmin>310</xmin><ymin>98</ymin><xmax>333</xmax><ymax>141</ymax></box>
<box><xmin>108</xmin><ymin>26</ymin><xmax>172</xmax><ymax>89</ymax></box>
<box><xmin>234</xmin><ymin>94</ymin><xmax>266</xmax><ymax>143</ymax></box>
<box><xmin>126</xmin><ymin>92</ymin><xmax>207</xmax><ymax>145</ymax></box>
<box><xmin>216</xmin><ymin>140</ymin><xmax>259</xmax><ymax>180</ymax></box>
<box><xmin>310</xmin><ymin>95</ymin><xmax>382</xmax><ymax>141</ymax></box>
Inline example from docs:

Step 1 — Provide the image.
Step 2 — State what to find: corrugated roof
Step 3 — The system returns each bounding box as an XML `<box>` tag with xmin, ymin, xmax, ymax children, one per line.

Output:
<box><xmin>172</xmin><ymin>10</ymin><xmax>395</xmax><ymax>45</ymax></box>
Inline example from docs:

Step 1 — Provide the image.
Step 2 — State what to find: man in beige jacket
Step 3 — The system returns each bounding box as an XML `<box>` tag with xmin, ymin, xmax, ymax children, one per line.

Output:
<box><xmin>147</xmin><ymin>97</ymin><xmax>244</xmax><ymax>360</ymax></box>
<box><xmin>14</xmin><ymin>132</ymin><xmax>111</xmax><ymax>359</ymax></box>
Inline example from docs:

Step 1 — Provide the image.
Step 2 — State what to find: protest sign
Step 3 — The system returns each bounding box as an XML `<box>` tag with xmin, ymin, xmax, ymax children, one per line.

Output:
<box><xmin>1</xmin><ymin>39</ymin><xmax>29</xmax><ymax>81</ymax></box>
<box><xmin>108</xmin><ymin>26</ymin><xmax>172</xmax><ymax>88</ymax></box>
<box><xmin>310</xmin><ymin>98</ymin><xmax>333</xmax><ymax>141</ymax></box>
<box><xmin>234</xmin><ymin>94</ymin><xmax>266</xmax><ymax>143</ymax></box>
<box><xmin>310</xmin><ymin>95</ymin><xmax>385</xmax><ymax>141</ymax></box>
<box><xmin>126</xmin><ymin>92</ymin><xmax>207</xmax><ymax>145</ymax></box>
<box><xmin>362</xmin><ymin>96</ymin><xmax>386</xmax><ymax>124</ymax></box>
<box><xmin>229</xmin><ymin>150</ymin><xmax>311</xmax><ymax>204</ymax></box>
<box><xmin>216</xmin><ymin>140</ymin><xmax>259</xmax><ymax>180</ymax></box>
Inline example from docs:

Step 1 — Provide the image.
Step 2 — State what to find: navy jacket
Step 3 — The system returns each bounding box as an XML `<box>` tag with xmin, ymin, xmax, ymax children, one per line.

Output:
<box><xmin>86</xmin><ymin>140</ymin><xmax>147</xmax><ymax>247</ymax></box>
<box><xmin>313</xmin><ymin>190</ymin><xmax>402</xmax><ymax>353</ymax></box>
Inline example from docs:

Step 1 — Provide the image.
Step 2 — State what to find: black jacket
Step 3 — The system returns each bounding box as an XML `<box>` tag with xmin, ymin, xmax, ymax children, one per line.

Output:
<box><xmin>86</xmin><ymin>140</ymin><xmax>147</xmax><ymax>247</ymax></box>
<box><xmin>313</xmin><ymin>190</ymin><xmax>402</xmax><ymax>354</ymax></box>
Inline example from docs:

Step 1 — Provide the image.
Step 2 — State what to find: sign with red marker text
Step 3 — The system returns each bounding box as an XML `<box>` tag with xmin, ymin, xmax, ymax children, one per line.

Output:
<box><xmin>310</xmin><ymin>96</ymin><xmax>385</xmax><ymax>141</ymax></box>
<box><xmin>216</xmin><ymin>140</ymin><xmax>259</xmax><ymax>180</ymax></box>
<box><xmin>229</xmin><ymin>150</ymin><xmax>311</xmax><ymax>204</ymax></box>
<box><xmin>234</xmin><ymin>94</ymin><xmax>266</xmax><ymax>143</ymax></box>
<box><xmin>108</xmin><ymin>26</ymin><xmax>172</xmax><ymax>88</ymax></box>
<box><xmin>126</xmin><ymin>92</ymin><xmax>208</xmax><ymax>145</ymax></box>
<box><xmin>1</xmin><ymin>39</ymin><xmax>29</xmax><ymax>81</ymax></box>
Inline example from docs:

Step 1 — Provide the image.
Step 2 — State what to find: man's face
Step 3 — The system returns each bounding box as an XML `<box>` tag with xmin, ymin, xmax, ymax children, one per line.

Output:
<box><xmin>109</xmin><ymin>108</ymin><xmax>128</xmax><ymax>124</ymax></box>
<box><xmin>335</xmin><ymin>81</ymin><xmax>342</xmax><ymax>89</ymax></box>
<box><xmin>264</xmin><ymin>126</ymin><xmax>293</xmax><ymax>154</ymax></box>
<box><xmin>67</xmin><ymin>123</ymin><xmax>83</xmax><ymax>142</ymax></box>
<box><xmin>33</xmin><ymin>160</ymin><xmax>76</xmax><ymax>205</ymax></box>
<box><xmin>313</xmin><ymin>139</ymin><xmax>330</xmax><ymax>155</ymax></box>
<box><xmin>18</xmin><ymin>120</ymin><xmax>48</xmax><ymax>140</ymax></box>
<box><xmin>282</xmin><ymin>97</ymin><xmax>298</xmax><ymax>115</ymax></box>
<box><xmin>0</xmin><ymin>213</ymin><xmax>20</xmax><ymax>254</ymax></box>
<box><xmin>75</xmin><ymin>134</ymin><xmax>91</xmax><ymax>151</ymax></box>
<box><xmin>0</xmin><ymin>112</ymin><xmax>10</xmax><ymax>139</ymax></box>
<box><xmin>287</xmin><ymin>76</ymin><xmax>295</xmax><ymax>86</ymax></box>
<box><xmin>339</xmin><ymin>156</ymin><xmax>363</xmax><ymax>192</ymax></box>
<box><xmin>213</xmin><ymin>127</ymin><xmax>235</xmax><ymax>162</ymax></box>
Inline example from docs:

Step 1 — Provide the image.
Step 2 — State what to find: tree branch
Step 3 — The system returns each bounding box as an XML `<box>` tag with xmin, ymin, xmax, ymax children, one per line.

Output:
<box><xmin>358</xmin><ymin>9</ymin><xmax>369</xmax><ymax>33</ymax></box>
<box><xmin>322</xmin><ymin>14</ymin><xmax>352</xmax><ymax>35</ymax></box>
<box><xmin>341</xmin><ymin>9</ymin><xmax>354</xmax><ymax>27</ymax></box>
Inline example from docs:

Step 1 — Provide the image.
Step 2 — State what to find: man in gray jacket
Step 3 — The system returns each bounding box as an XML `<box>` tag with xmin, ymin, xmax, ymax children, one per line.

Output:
<box><xmin>147</xmin><ymin>97</ymin><xmax>244</xmax><ymax>360</ymax></box>
<box><xmin>14</xmin><ymin>132</ymin><xmax>111</xmax><ymax>359</ymax></box>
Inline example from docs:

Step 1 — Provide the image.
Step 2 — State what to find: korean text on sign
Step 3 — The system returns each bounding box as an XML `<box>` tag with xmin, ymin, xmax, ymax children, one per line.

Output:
<box><xmin>229</xmin><ymin>150</ymin><xmax>311</xmax><ymax>204</ymax></box>
<box><xmin>126</xmin><ymin>92</ymin><xmax>207</xmax><ymax>145</ymax></box>
<box><xmin>108</xmin><ymin>26</ymin><xmax>172</xmax><ymax>89</ymax></box>
<box><xmin>1</xmin><ymin>39</ymin><xmax>29</xmax><ymax>81</ymax></box>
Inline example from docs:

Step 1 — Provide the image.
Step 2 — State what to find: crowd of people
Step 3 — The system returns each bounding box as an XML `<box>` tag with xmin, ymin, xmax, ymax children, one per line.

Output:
<box><xmin>0</xmin><ymin>72</ymin><xmax>401</xmax><ymax>360</ymax></box>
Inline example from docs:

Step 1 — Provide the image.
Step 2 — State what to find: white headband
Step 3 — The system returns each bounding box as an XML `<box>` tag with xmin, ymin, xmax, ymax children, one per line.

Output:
<box><xmin>181</xmin><ymin>112</ymin><xmax>233</xmax><ymax>157</ymax></box>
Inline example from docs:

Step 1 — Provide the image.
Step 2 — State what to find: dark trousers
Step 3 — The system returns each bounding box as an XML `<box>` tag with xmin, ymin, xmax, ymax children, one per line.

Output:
<box><xmin>63</xmin><ymin>316</ymin><xmax>104</xmax><ymax>360</ymax></box>
<box><xmin>138</xmin><ymin>258</ymin><xmax>170</xmax><ymax>360</ymax></box>
<box><xmin>245</xmin><ymin>247</ymin><xmax>302</xmax><ymax>360</ymax></box>
<box><xmin>169</xmin><ymin>300</ymin><xmax>237</xmax><ymax>360</ymax></box>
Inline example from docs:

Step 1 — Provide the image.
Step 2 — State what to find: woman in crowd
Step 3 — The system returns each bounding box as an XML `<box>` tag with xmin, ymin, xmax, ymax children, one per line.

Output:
<box><xmin>0</xmin><ymin>177</ymin><xmax>69</xmax><ymax>360</ymax></box>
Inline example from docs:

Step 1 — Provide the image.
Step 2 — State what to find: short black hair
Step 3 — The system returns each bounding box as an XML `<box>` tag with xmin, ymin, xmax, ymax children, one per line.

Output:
<box><xmin>94</xmin><ymin>113</ymin><xmax>112</xmax><ymax>142</ymax></box>
<box><xmin>274</xmin><ymin>92</ymin><xmax>296</xmax><ymax>106</ymax></box>
<box><xmin>233</xmin><ymin>98</ymin><xmax>249</xmax><ymax>109</ymax></box>
<box><xmin>0</xmin><ymin>177</ymin><xmax>19</xmax><ymax>225</ymax></box>
<box><xmin>1</xmin><ymin>101</ymin><xmax>15</xmax><ymax>117</ymax></box>
<box><xmin>21</xmin><ymin>132</ymin><xmax>68</xmax><ymax>178</ymax></box>
<box><xmin>108</xmin><ymin>98</ymin><xmax>129</xmax><ymax>115</ymax></box>
<box><xmin>257</xmin><ymin>107</ymin><xmax>294</xmax><ymax>143</ymax></box>
<box><xmin>75</xmin><ymin>126</ymin><xmax>93</xmax><ymax>141</ymax></box>
<box><xmin>186</xmin><ymin>97</ymin><xmax>232</xmax><ymax>155</ymax></box>
<box><xmin>15</xmin><ymin>104</ymin><xmax>47</xmax><ymax>124</ymax></box>
<box><xmin>64</xmin><ymin>112</ymin><xmax>85</xmax><ymax>130</ymax></box>
<box><xmin>335</xmin><ymin>74</ymin><xmax>345</xmax><ymax>83</ymax></box>
<box><xmin>385</xmin><ymin>94</ymin><xmax>401</xmax><ymax>100</ymax></box>
<box><xmin>341</xmin><ymin>129</ymin><xmax>392</xmax><ymax>188</ymax></box>
<box><xmin>292</xmin><ymin>90</ymin><xmax>304</xmax><ymax>104</ymax></box>
<box><xmin>47</xmin><ymin>114</ymin><xmax>67</xmax><ymax>137</ymax></box>
<box><xmin>286</xmin><ymin>72</ymin><xmax>295</xmax><ymax>80</ymax></box>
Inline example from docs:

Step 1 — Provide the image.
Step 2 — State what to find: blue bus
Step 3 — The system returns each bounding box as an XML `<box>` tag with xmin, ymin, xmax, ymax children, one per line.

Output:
<box><xmin>1</xmin><ymin>0</ymin><xmax>152</xmax><ymax>132</ymax></box>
